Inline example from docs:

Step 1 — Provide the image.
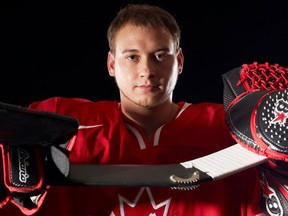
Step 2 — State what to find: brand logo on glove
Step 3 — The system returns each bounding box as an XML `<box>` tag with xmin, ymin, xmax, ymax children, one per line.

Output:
<box><xmin>17</xmin><ymin>148</ymin><xmax>30</xmax><ymax>183</ymax></box>
<box><xmin>271</xmin><ymin>99</ymin><xmax>288</xmax><ymax>126</ymax></box>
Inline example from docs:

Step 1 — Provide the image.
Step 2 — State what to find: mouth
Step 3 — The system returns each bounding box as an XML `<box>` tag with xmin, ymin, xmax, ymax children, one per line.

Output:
<box><xmin>137</xmin><ymin>85</ymin><xmax>159</xmax><ymax>92</ymax></box>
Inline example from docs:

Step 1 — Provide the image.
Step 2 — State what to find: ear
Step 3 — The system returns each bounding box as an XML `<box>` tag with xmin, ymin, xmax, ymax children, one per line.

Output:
<box><xmin>107</xmin><ymin>51</ymin><xmax>115</xmax><ymax>77</ymax></box>
<box><xmin>177</xmin><ymin>48</ymin><xmax>184</xmax><ymax>74</ymax></box>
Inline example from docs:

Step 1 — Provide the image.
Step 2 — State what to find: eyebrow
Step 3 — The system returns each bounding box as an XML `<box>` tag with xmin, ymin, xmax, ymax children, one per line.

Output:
<box><xmin>121</xmin><ymin>48</ymin><xmax>138</xmax><ymax>54</ymax></box>
<box><xmin>121</xmin><ymin>47</ymin><xmax>171</xmax><ymax>54</ymax></box>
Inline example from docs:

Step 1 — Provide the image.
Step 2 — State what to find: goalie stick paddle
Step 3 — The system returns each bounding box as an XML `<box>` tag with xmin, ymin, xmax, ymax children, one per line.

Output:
<box><xmin>0</xmin><ymin>100</ymin><xmax>268</xmax><ymax>190</ymax></box>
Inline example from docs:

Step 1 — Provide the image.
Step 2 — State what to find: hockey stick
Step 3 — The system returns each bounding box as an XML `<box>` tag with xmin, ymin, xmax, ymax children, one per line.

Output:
<box><xmin>52</xmin><ymin>143</ymin><xmax>267</xmax><ymax>189</ymax></box>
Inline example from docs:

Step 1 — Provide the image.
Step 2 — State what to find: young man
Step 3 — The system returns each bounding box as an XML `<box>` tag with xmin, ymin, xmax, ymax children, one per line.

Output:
<box><xmin>0</xmin><ymin>4</ymin><xmax>263</xmax><ymax>216</ymax></box>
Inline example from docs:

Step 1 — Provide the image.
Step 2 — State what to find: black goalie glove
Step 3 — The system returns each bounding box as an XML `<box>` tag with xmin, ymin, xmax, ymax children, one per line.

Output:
<box><xmin>0</xmin><ymin>101</ymin><xmax>79</xmax><ymax>215</ymax></box>
<box><xmin>222</xmin><ymin>62</ymin><xmax>288</xmax><ymax>216</ymax></box>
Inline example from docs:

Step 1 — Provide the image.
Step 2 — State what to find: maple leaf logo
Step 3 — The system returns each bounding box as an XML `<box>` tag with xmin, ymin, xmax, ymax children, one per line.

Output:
<box><xmin>111</xmin><ymin>187</ymin><xmax>171</xmax><ymax>216</ymax></box>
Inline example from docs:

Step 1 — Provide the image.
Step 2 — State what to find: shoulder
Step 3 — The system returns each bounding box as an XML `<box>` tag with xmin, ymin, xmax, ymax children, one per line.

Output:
<box><xmin>177</xmin><ymin>101</ymin><xmax>225</xmax><ymax>117</ymax></box>
<box><xmin>29</xmin><ymin>97</ymin><xmax>120</xmax><ymax>119</ymax></box>
<box><xmin>30</xmin><ymin>96</ymin><xmax>118</xmax><ymax>108</ymax></box>
<box><xmin>176</xmin><ymin>101</ymin><xmax>228</xmax><ymax>135</ymax></box>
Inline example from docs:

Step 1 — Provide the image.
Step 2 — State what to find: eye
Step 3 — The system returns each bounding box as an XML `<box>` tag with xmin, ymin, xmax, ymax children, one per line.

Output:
<box><xmin>127</xmin><ymin>54</ymin><xmax>138</xmax><ymax>61</ymax></box>
<box><xmin>155</xmin><ymin>52</ymin><xmax>168</xmax><ymax>61</ymax></box>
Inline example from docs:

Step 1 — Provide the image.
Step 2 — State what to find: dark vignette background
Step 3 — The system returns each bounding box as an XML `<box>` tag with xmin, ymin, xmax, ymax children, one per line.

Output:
<box><xmin>1</xmin><ymin>0</ymin><xmax>288</xmax><ymax>106</ymax></box>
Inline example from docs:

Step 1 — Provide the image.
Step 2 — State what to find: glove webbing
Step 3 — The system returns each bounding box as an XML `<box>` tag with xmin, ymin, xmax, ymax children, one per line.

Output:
<box><xmin>223</xmin><ymin>62</ymin><xmax>288</xmax><ymax>110</ymax></box>
<box><xmin>238</xmin><ymin>62</ymin><xmax>288</xmax><ymax>91</ymax></box>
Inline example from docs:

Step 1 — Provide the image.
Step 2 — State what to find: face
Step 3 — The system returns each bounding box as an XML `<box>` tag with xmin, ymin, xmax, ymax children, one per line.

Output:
<box><xmin>107</xmin><ymin>23</ymin><xmax>184</xmax><ymax>109</ymax></box>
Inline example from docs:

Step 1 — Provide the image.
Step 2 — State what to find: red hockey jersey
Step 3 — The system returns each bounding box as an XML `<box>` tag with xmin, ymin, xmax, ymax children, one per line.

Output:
<box><xmin>0</xmin><ymin>97</ymin><xmax>263</xmax><ymax>216</ymax></box>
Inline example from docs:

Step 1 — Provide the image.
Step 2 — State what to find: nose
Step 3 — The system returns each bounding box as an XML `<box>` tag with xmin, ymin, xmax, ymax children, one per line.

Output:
<box><xmin>139</xmin><ymin>58</ymin><xmax>156</xmax><ymax>78</ymax></box>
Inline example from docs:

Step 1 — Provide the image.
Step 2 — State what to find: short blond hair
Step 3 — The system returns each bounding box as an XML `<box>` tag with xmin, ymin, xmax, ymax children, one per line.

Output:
<box><xmin>107</xmin><ymin>4</ymin><xmax>181</xmax><ymax>53</ymax></box>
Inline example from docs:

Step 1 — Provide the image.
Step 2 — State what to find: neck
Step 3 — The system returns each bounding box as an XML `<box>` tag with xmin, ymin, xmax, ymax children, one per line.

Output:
<box><xmin>121</xmin><ymin>101</ymin><xmax>179</xmax><ymax>139</ymax></box>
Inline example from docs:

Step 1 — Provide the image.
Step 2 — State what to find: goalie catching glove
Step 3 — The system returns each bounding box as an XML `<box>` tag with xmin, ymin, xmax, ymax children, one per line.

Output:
<box><xmin>223</xmin><ymin>62</ymin><xmax>288</xmax><ymax>161</ymax></box>
<box><xmin>223</xmin><ymin>62</ymin><xmax>288</xmax><ymax>216</ymax></box>
<box><xmin>0</xmin><ymin>101</ymin><xmax>79</xmax><ymax>215</ymax></box>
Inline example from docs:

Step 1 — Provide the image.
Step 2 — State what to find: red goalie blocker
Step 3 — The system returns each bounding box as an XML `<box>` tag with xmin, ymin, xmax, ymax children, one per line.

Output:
<box><xmin>0</xmin><ymin>103</ymin><xmax>79</xmax><ymax>215</ymax></box>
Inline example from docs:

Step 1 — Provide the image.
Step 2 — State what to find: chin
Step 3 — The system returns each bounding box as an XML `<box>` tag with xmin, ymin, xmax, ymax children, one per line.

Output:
<box><xmin>137</xmin><ymin>98</ymin><xmax>162</xmax><ymax>108</ymax></box>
